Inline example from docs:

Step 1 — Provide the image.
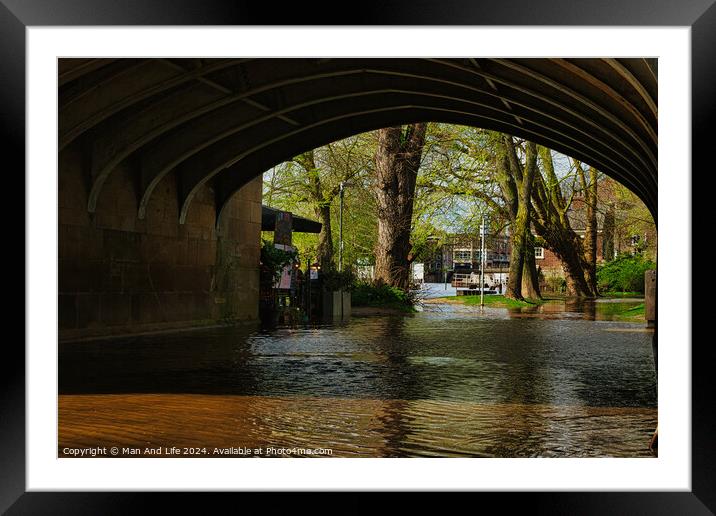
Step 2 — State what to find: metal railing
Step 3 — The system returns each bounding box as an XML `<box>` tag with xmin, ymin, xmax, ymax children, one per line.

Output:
<box><xmin>451</xmin><ymin>273</ymin><xmax>483</xmax><ymax>288</ymax></box>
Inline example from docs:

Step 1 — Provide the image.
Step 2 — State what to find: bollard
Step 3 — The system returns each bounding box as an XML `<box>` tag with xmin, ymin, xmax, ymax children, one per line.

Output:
<box><xmin>645</xmin><ymin>270</ymin><xmax>656</xmax><ymax>329</ymax></box>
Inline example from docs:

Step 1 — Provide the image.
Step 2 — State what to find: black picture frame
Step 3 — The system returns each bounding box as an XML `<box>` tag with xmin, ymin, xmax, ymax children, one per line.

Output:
<box><xmin>3</xmin><ymin>0</ymin><xmax>712</xmax><ymax>513</ymax></box>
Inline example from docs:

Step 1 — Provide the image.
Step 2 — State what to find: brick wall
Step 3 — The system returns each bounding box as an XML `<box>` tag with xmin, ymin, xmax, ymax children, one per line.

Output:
<box><xmin>535</xmin><ymin>232</ymin><xmax>606</xmax><ymax>280</ymax></box>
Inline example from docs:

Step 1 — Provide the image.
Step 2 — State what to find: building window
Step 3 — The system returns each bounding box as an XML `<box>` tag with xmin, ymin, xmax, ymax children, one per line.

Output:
<box><xmin>534</xmin><ymin>247</ymin><xmax>544</xmax><ymax>259</ymax></box>
<box><xmin>453</xmin><ymin>249</ymin><xmax>472</xmax><ymax>263</ymax></box>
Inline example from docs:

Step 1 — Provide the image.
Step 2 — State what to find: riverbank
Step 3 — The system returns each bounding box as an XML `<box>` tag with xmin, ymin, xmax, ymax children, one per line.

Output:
<box><xmin>424</xmin><ymin>294</ymin><xmax>646</xmax><ymax>322</ymax></box>
<box><xmin>423</xmin><ymin>294</ymin><xmax>542</xmax><ymax>309</ymax></box>
<box><xmin>600</xmin><ymin>291</ymin><xmax>645</xmax><ymax>299</ymax></box>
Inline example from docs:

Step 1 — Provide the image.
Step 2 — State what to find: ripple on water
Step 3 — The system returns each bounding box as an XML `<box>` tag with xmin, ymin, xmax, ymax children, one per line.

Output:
<box><xmin>59</xmin><ymin>305</ymin><xmax>657</xmax><ymax>458</ymax></box>
<box><xmin>58</xmin><ymin>395</ymin><xmax>656</xmax><ymax>458</ymax></box>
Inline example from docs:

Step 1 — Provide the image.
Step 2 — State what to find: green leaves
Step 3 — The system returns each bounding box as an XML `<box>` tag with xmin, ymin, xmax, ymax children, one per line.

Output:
<box><xmin>597</xmin><ymin>253</ymin><xmax>656</xmax><ymax>293</ymax></box>
<box><xmin>259</xmin><ymin>241</ymin><xmax>297</xmax><ymax>282</ymax></box>
<box><xmin>351</xmin><ymin>281</ymin><xmax>415</xmax><ymax>310</ymax></box>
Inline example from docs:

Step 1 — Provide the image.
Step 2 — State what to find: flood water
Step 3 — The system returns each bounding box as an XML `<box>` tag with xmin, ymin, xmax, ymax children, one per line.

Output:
<box><xmin>59</xmin><ymin>299</ymin><xmax>657</xmax><ymax>458</ymax></box>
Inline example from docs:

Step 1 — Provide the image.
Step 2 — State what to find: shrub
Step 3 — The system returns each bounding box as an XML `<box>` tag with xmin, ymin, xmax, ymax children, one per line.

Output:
<box><xmin>543</xmin><ymin>273</ymin><xmax>566</xmax><ymax>293</ymax></box>
<box><xmin>597</xmin><ymin>253</ymin><xmax>656</xmax><ymax>293</ymax></box>
<box><xmin>260</xmin><ymin>240</ymin><xmax>297</xmax><ymax>282</ymax></box>
<box><xmin>321</xmin><ymin>268</ymin><xmax>355</xmax><ymax>292</ymax></box>
<box><xmin>351</xmin><ymin>280</ymin><xmax>415</xmax><ymax>308</ymax></box>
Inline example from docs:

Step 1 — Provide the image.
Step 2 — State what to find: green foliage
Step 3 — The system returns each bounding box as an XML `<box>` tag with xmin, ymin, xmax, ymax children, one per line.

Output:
<box><xmin>263</xmin><ymin>134</ymin><xmax>377</xmax><ymax>269</ymax></box>
<box><xmin>600</xmin><ymin>291</ymin><xmax>644</xmax><ymax>298</ymax></box>
<box><xmin>351</xmin><ymin>280</ymin><xmax>416</xmax><ymax>310</ymax></box>
<box><xmin>462</xmin><ymin>295</ymin><xmax>535</xmax><ymax>307</ymax></box>
<box><xmin>606</xmin><ymin>178</ymin><xmax>657</xmax><ymax>262</ymax></box>
<box><xmin>597</xmin><ymin>253</ymin><xmax>656</xmax><ymax>293</ymax></box>
<box><xmin>543</xmin><ymin>274</ymin><xmax>566</xmax><ymax>293</ymax></box>
<box><xmin>262</xmin><ymin>124</ymin><xmax>655</xmax><ymax>291</ymax></box>
<box><xmin>260</xmin><ymin>240</ymin><xmax>297</xmax><ymax>282</ymax></box>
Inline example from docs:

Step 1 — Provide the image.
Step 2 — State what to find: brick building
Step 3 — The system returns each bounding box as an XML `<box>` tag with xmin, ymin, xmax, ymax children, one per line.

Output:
<box><xmin>535</xmin><ymin>230</ymin><xmax>606</xmax><ymax>293</ymax></box>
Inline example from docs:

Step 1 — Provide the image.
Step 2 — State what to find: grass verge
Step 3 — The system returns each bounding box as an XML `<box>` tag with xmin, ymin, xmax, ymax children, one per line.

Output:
<box><xmin>429</xmin><ymin>294</ymin><xmax>542</xmax><ymax>309</ymax></box>
<box><xmin>600</xmin><ymin>291</ymin><xmax>645</xmax><ymax>298</ymax></box>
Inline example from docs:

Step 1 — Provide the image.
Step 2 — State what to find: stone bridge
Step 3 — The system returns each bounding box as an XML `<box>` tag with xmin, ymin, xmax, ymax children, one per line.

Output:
<box><xmin>58</xmin><ymin>58</ymin><xmax>657</xmax><ymax>337</ymax></box>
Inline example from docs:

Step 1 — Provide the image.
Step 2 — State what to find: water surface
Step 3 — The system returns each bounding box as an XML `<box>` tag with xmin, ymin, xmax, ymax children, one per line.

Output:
<box><xmin>59</xmin><ymin>300</ymin><xmax>656</xmax><ymax>457</ymax></box>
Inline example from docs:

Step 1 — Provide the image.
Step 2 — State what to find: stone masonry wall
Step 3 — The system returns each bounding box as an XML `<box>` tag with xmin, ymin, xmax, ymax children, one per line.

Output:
<box><xmin>58</xmin><ymin>145</ymin><xmax>262</xmax><ymax>340</ymax></box>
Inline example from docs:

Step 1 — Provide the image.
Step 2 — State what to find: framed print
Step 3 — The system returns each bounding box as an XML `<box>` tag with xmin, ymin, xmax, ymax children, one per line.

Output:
<box><xmin>3</xmin><ymin>0</ymin><xmax>713</xmax><ymax>512</ymax></box>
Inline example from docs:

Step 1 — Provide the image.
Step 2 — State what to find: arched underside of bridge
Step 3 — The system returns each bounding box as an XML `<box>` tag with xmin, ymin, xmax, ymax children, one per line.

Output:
<box><xmin>59</xmin><ymin>58</ymin><xmax>657</xmax><ymax>224</ymax></box>
<box><xmin>58</xmin><ymin>58</ymin><xmax>657</xmax><ymax>337</ymax></box>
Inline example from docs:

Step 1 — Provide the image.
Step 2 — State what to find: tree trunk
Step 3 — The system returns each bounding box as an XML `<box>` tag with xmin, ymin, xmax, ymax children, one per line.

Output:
<box><xmin>374</xmin><ymin>124</ymin><xmax>427</xmax><ymax>289</ymax></box>
<box><xmin>295</xmin><ymin>149</ymin><xmax>335</xmax><ymax>270</ymax></box>
<box><xmin>521</xmin><ymin>233</ymin><xmax>542</xmax><ymax>300</ymax></box>
<box><xmin>531</xmin><ymin>147</ymin><xmax>594</xmax><ymax>298</ymax></box>
<box><xmin>503</xmin><ymin>137</ymin><xmax>537</xmax><ymax>301</ymax></box>
<box><xmin>506</xmin><ymin>217</ymin><xmax>526</xmax><ymax>300</ymax></box>
<box><xmin>315</xmin><ymin>204</ymin><xmax>333</xmax><ymax>269</ymax></box>
<box><xmin>583</xmin><ymin>166</ymin><xmax>598</xmax><ymax>295</ymax></box>
<box><xmin>602</xmin><ymin>203</ymin><xmax>615</xmax><ymax>261</ymax></box>
<box><xmin>561</xmin><ymin>245</ymin><xmax>593</xmax><ymax>297</ymax></box>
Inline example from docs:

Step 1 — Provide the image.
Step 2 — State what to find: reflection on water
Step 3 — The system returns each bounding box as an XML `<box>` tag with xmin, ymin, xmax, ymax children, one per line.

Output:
<box><xmin>510</xmin><ymin>298</ymin><xmax>645</xmax><ymax>321</ymax></box>
<box><xmin>422</xmin><ymin>297</ymin><xmax>646</xmax><ymax>321</ymax></box>
<box><xmin>59</xmin><ymin>301</ymin><xmax>656</xmax><ymax>458</ymax></box>
<box><xmin>59</xmin><ymin>395</ymin><xmax>656</xmax><ymax>458</ymax></box>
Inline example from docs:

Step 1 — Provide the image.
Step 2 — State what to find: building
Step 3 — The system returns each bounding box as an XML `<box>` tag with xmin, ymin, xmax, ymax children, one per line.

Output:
<box><xmin>422</xmin><ymin>233</ymin><xmax>511</xmax><ymax>291</ymax></box>
<box><xmin>535</xmin><ymin>229</ymin><xmax>605</xmax><ymax>293</ymax></box>
<box><xmin>535</xmin><ymin>176</ymin><xmax>657</xmax><ymax>292</ymax></box>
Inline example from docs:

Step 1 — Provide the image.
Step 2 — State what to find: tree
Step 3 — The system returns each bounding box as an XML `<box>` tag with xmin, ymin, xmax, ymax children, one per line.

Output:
<box><xmin>578</xmin><ymin>164</ymin><xmax>599</xmax><ymax>295</ymax></box>
<box><xmin>602</xmin><ymin>202</ymin><xmax>616</xmax><ymax>261</ymax></box>
<box><xmin>293</xmin><ymin>150</ymin><xmax>334</xmax><ymax>268</ymax></box>
<box><xmin>600</xmin><ymin>177</ymin><xmax>657</xmax><ymax>261</ymax></box>
<box><xmin>494</xmin><ymin>134</ymin><xmax>541</xmax><ymax>300</ymax></box>
<box><xmin>263</xmin><ymin>137</ymin><xmax>372</xmax><ymax>270</ymax></box>
<box><xmin>373</xmin><ymin>123</ymin><xmax>428</xmax><ymax>289</ymax></box>
<box><xmin>530</xmin><ymin>148</ymin><xmax>595</xmax><ymax>297</ymax></box>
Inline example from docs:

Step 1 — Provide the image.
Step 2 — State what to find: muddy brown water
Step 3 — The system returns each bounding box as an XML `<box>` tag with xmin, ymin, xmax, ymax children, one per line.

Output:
<box><xmin>59</xmin><ymin>299</ymin><xmax>656</xmax><ymax>458</ymax></box>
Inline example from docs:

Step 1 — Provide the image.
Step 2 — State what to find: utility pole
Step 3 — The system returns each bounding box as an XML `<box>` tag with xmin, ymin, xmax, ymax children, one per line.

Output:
<box><xmin>480</xmin><ymin>215</ymin><xmax>486</xmax><ymax>308</ymax></box>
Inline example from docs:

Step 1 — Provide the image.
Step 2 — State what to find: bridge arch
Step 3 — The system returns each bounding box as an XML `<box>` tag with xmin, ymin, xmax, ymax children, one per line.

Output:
<box><xmin>59</xmin><ymin>58</ymin><xmax>657</xmax><ymax>224</ymax></box>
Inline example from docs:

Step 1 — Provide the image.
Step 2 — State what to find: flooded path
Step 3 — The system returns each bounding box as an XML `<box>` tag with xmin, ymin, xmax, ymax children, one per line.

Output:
<box><xmin>59</xmin><ymin>299</ymin><xmax>656</xmax><ymax>458</ymax></box>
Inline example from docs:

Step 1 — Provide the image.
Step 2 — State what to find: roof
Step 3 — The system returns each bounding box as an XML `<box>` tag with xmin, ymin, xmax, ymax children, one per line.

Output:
<box><xmin>261</xmin><ymin>206</ymin><xmax>322</xmax><ymax>233</ymax></box>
